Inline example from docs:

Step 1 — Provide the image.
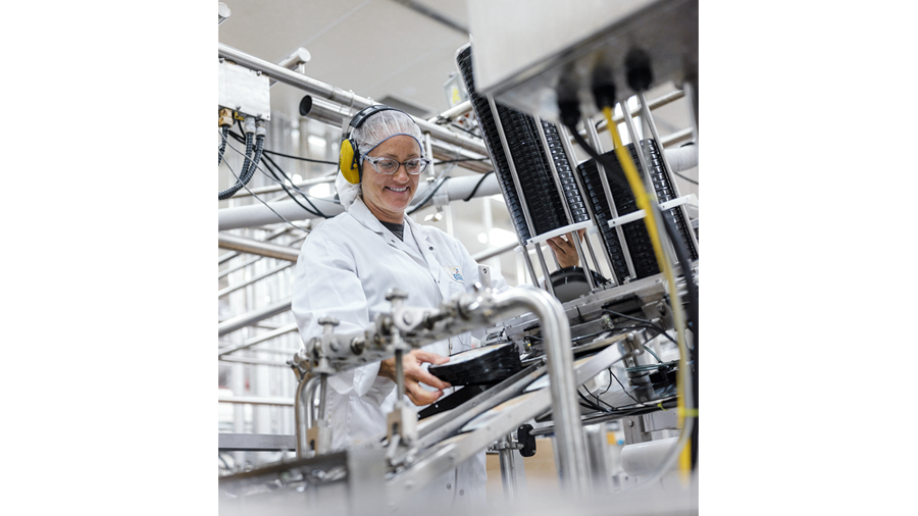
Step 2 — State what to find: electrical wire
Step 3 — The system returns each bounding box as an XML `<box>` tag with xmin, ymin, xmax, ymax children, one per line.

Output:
<box><xmin>407</xmin><ymin>176</ymin><xmax>450</xmax><ymax>215</ymax></box>
<box><xmin>261</xmin><ymin>148</ymin><xmax>338</xmax><ymax>165</ymax></box>
<box><xmin>642</xmin><ymin>345</ymin><xmax>664</xmax><ymax>363</ymax></box>
<box><xmin>229</xmin><ymin>130</ymin><xmax>341</xmax><ymax>178</ymax></box>
<box><xmin>608</xmin><ymin>366</ymin><xmax>641</xmax><ymax>405</ymax></box>
<box><xmin>223</xmin><ymin>130</ymin><xmax>339</xmax><ymax>217</ymax></box>
<box><xmin>406</xmin><ymin>144</ymin><xmax>464</xmax><ymax>215</ymax></box>
<box><xmin>261</xmin><ymin>154</ymin><xmax>327</xmax><ymax>218</ymax></box>
<box><xmin>261</xmin><ymin>153</ymin><xmax>329</xmax><ymax>218</ymax></box>
<box><xmin>220</xmin><ymin>155</ymin><xmax>310</xmax><ymax>234</ymax></box>
<box><xmin>218</xmin><ymin>126</ymin><xmax>229</xmax><ymax>165</ymax></box>
<box><xmin>434</xmin><ymin>158</ymin><xmax>489</xmax><ymax>164</ymax></box>
<box><xmin>598</xmin><ymin>105</ymin><xmax>695</xmax><ymax>482</ymax></box>
<box><xmin>673</xmin><ymin>170</ymin><xmax>698</xmax><ymax>185</ymax></box>
<box><xmin>462</xmin><ymin>170</ymin><xmax>494</xmax><ymax>202</ymax></box>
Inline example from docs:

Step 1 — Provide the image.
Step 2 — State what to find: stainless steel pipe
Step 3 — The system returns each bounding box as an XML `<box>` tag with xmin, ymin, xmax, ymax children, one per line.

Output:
<box><xmin>294</xmin><ymin>373</ymin><xmax>319</xmax><ymax>459</ymax></box>
<box><xmin>218</xmin><ymin>263</ymin><xmax>293</xmax><ymax>298</ymax></box>
<box><xmin>491</xmin><ymin>287</ymin><xmax>589</xmax><ymax>495</ymax></box>
<box><xmin>218</xmin><ymin>323</ymin><xmax>299</xmax><ymax>356</ymax></box>
<box><xmin>218</xmin><ymin>298</ymin><xmax>292</xmax><ymax>336</ymax></box>
<box><xmin>218</xmin><ymin>172</ymin><xmax>501</xmax><ymax>230</ymax></box>
<box><xmin>218</xmin><ymin>233</ymin><xmax>300</xmax><ymax>262</ymax></box>
<box><xmin>218</xmin><ymin>44</ymin><xmax>488</xmax><ymax>156</ymax></box>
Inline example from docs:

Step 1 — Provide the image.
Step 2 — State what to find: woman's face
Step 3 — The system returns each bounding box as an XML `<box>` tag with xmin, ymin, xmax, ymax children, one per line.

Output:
<box><xmin>361</xmin><ymin>135</ymin><xmax>422</xmax><ymax>224</ymax></box>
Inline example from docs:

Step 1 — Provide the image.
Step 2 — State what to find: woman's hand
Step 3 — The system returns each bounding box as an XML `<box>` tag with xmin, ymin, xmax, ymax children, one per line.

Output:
<box><xmin>546</xmin><ymin>229</ymin><xmax>586</xmax><ymax>268</ymax></box>
<box><xmin>378</xmin><ymin>349</ymin><xmax>452</xmax><ymax>406</ymax></box>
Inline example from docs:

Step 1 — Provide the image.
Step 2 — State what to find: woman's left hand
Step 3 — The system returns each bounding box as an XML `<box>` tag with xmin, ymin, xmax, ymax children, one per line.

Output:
<box><xmin>546</xmin><ymin>229</ymin><xmax>586</xmax><ymax>269</ymax></box>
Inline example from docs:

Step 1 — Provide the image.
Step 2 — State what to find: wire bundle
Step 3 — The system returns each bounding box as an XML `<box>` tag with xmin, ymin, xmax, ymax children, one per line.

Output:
<box><xmin>456</xmin><ymin>45</ymin><xmax>588</xmax><ymax>242</ymax></box>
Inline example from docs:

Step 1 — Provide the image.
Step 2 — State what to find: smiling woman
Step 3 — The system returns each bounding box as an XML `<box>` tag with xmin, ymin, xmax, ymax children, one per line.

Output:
<box><xmin>361</xmin><ymin>135</ymin><xmax>424</xmax><ymax>223</ymax></box>
<box><xmin>291</xmin><ymin>105</ymin><xmax>511</xmax><ymax>508</ymax></box>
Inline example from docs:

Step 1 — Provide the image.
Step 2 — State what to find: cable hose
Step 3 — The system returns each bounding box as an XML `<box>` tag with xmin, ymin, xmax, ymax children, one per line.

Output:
<box><xmin>219</xmin><ymin>133</ymin><xmax>264</xmax><ymax>201</ymax></box>
<box><xmin>218</xmin><ymin>126</ymin><xmax>229</xmax><ymax>166</ymax></box>
<box><xmin>660</xmin><ymin>214</ymin><xmax>698</xmax><ymax>352</ymax></box>
<box><xmin>219</xmin><ymin>131</ymin><xmax>253</xmax><ymax>200</ymax></box>
<box><xmin>569</xmin><ymin>122</ymin><xmax>699</xmax><ymax>346</ymax></box>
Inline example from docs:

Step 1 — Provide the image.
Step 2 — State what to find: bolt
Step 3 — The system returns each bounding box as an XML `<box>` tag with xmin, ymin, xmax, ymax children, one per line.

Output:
<box><xmin>627</xmin><ymin>420</ymin><xmax>634</xmax><ymax>427</ymax></box>
<box><xmin>386</xmin><ymin>289</ymin><xmax>409</xmax><ymax>302</ymax></box>
<box><xmin>403</xmin><ymin>313</ymin><xmax>413</xmax><ymax>325</ymax></box>
<box><xmin>330</xmin><ymin>341</ymin><xmax>339</xmax><ymax>352</ymax></box>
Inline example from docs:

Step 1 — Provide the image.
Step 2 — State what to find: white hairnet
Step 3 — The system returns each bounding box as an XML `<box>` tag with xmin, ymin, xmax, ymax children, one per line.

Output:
<box><xmin>336</xmin><ymin>108</ymin><xmax>424</xmax><ymax>211</ymax></box>
<box><xmin>335</xmin><ymin>172</ymin><xmax>361</xmax><ymax>211</ymax></box>
<box><xmin>352</xmin><ymin>109</ymin><xmax>424</xmax><ymax>160</ymax></box>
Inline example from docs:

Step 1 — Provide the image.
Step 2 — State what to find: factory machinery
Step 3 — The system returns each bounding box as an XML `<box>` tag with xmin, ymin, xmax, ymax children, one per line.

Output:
<box><xmin>217</xmin><ymin>1</ymin><xmax>698</xmax><ymax>513</ymax></box>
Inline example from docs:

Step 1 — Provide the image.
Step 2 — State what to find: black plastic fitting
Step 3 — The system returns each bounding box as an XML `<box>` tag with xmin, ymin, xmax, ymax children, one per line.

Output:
<box><xmin>557</xmin><ymin>100</ymin><xmax>581</xmax><ymax>130</ymax></box>
<box><xmin>517</xmin><ymin>424</ymin><xmax>537</xmax><ymax>457</ymax></box>
<box><xmin>591</xmin><ymin>82</ymin><xmax>617</xmax><ymax>112</ymax></box>
<box><xmin>625</xmin><ymin>49</ymin><xmax>653</xmax><ymax>93</ymax></box>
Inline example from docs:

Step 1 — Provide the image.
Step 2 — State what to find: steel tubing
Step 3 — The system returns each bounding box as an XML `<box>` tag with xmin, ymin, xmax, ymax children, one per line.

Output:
<box><xmin>470</xmin><ymin>241</ymin><xmax>517</xmax><ymax>262</ymax></box>
<box><xmin>294</xmin><ymin>373</ymin><xmax>319</xmax><ymax>458</ymax></box>
<box><xmin>218</xmin><ymin>395</ymin><xmax>294</xmax><ymax>406</ymax></box>
<box><xmin>218</xmin><ymin>172</ymin><xmax>500</xmax><ymax>230</ymax></box>
<box><xmin>218</xmin><ymin>323</ymin><xmax>299</xmax><ymax>356</ymax></box>
<box><xmin>218</xmin><ymin>298</ymin><xmax>292</xmax><ymax>336</ymax></box>
<box><xmin>232</xmin><ymin>175</ymin><xmax>336</xmax><ymax>199</ymax></box>
<box><xmin>491</xmin><ymin>287</ymin><xmax>589</xmax><ymax>495</ymax></box>
<box><xmin>218</xmin><ymin>233</ymin><xmax>300</xmax><ymax>262</ymax></box>
<box><xmin>427</xmin><ymin>100</ymin><xmax>472</xmax><ymax>122</ymax></box>
<box><xmin>218</xmin><ymin>262</ymin><xmax>293</xmax><ymax>298</ymax></box>
<box><xmin>218</xmin><ymin>44</ymin><xmax>488</xmax><ymax>156</ymax></box>
<box><xmin>591</xmin><ymin>89</ymin><xmax>683</xmax><ymax>134</ymax></box>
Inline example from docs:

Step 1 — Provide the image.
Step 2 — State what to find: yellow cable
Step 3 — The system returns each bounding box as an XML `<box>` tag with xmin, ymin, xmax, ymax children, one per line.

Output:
<box><xmin>602</xmin><ymin>106</ymin><xmax>693</xmax><ymax>481</ymax></box>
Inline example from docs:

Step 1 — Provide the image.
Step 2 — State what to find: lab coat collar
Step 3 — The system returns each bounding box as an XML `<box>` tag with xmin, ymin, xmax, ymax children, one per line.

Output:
<box><xmin>347</xmin><ymin>196</ymin><xmax>430</xmax><ymax>262</ymax></box>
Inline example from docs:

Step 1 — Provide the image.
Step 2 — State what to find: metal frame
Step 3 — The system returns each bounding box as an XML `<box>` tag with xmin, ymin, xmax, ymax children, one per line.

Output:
<box><xmin>584</xmin><ymin>117</ymin><xmax>638</xmax><ymax>281</ymax></box>
<box><xmin>533</xmin><ymin>120</ymin><xmax>595</xmax><ymax>290</ymax></box>
<box><xmin>485</xmin><ymin>96</ymin><xmax>544</xmax><ymax>289</ymax></box>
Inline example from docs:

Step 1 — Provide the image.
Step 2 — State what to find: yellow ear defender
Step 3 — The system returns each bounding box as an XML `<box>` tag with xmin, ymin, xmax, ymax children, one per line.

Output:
<box><xmin>339</xmin><ymin>138</ymin><xmax>361</xmax><ymax>185</ymax></box>
<box><xmin>338</xmin><ymin>104</ymin><xmax>412</xmax><ymax>185</ymax></box>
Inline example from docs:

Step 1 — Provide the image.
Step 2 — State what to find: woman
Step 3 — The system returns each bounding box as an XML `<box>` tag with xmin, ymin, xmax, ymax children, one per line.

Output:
<box><xmin>292</xmin><ymin>106</ymin><xmax>581</xmax><ymax>507</ymax></box>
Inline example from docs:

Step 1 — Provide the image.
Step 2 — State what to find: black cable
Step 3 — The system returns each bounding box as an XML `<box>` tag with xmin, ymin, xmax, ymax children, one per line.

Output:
<box><xmin>220</xmin><ymin>153</ymin><xmax>309</xmax><ymax>234</ymax></box>
<box><xmin>262</xmin><ymin>148</ymin><xmax>338</xmax><ymax>165</ymax></box>
<box><xmin>608</xmin><ymin>367</ymin><xmax>641</xmax><ymax>405</ymax></box>
<box><xmin>462</xmin><ymin>170</ymin><xmax>494</xmax><ymax>202</ymax></box>
<box><xmin>568</xmin><ymin>124</ymin><xmax>698</xmax><ymax>336</ymax></box>
<box><xmin>602</xmin><ymin>308</ymin><xmax>653</xmax><ymax>326</ymax></box>
<box><xmin>260</xmin><ymin>155</ymin><xmax>319</xmax><ymax>215</ymax></box>
<box><xmin>673</xmin><ymin>170</ymin><xmax>698</xmax><ymax>185</ymax></box>
<box><xmin>660</xmin><ymin>214</ymin><xmax>698</xmax><ymax>349</ymax></box>
<box><xmin>219</xmin><ymin>130</ymin><xmax>254</xmax><ymax>200</ymax></box>
<box><xmin>261</xmin><ymin>153</ymin><xmax>329</xmax><ymax>218</ymax></box>
<box><xmin>224</xmin><ymin>128</ymin><xmax>265</xmax><ymax>194</ymax></box>
<box><xmin>435</xmin><ymin>158</ymin><xmax>489</xmax><ymax>164</ymax></box>
<box><xmin>578</xmin><ymin>390</ymin><xmax>612</xmax><ymax>413</ymax></box>
<box><xmin>218</xmin><ymin>126</ymin><xmax>229</xmax><ymax>165</ymax></box>
<box><xmin>407</xmin><ymin>176</ymin><xmax>451</xmax><ymax>215</ymax></box>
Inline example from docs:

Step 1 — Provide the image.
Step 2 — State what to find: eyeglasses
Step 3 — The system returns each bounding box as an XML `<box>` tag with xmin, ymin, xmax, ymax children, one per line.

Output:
<box><xmin>363</xmin><ymin>155</ymin><xmax>431</xmax><ymax>176</ymax></box>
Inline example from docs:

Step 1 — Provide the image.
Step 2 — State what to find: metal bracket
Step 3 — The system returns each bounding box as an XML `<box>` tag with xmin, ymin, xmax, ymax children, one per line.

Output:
<box><xmin>606</xmin><ymin>194</ymin><xmax>698</xmax><ymax>229</ymax></box>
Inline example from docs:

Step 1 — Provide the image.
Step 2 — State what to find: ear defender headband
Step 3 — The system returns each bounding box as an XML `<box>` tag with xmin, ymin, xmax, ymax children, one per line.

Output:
<box><xmin>338</xmin><ymin>105</ymin><xmax>413</xmax><ymax>185</ymax></box>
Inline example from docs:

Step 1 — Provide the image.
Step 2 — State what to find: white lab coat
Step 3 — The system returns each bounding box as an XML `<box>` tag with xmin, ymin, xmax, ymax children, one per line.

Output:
<box><xmin>292</xmin><ymin>196</ymin><xmax>508</xmax><ymax>510</ymax></box>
